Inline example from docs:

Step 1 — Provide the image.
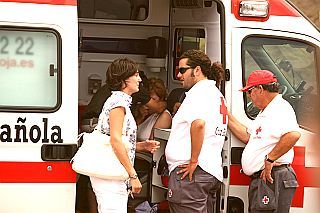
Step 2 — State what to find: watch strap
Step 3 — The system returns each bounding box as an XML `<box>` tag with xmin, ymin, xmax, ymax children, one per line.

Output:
<box><xmin>265</xmin><ymin>155</ymin><xmax>275</xmax><ymax>163</ymax></box>
<box><xmin>129</xmin><ymin>174</ymin><xmax>138</xmax><ymax>179</ymax></box>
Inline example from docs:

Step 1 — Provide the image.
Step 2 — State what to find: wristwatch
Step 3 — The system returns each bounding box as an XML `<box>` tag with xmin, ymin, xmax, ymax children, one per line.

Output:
<box><xmin>129</xmin><ymin>174</ymin><xmax>138</xmax><ymax>179</ymax></box>
<box><xmin>265</xmin><ymin>154</ymin><xmax>275</xmax><ymax>163</ymax></box>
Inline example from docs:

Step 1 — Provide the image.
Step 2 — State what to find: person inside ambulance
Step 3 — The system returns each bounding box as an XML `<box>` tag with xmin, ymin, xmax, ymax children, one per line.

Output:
<box><xmin>133</xmin><ymin>77</ymin><xmax>172</xmax><ymax>142</ymax></box>
<box><xmin>227</xmin><ymin>70</ymin><xmax>301</xmax><ymax>213</ymax></box>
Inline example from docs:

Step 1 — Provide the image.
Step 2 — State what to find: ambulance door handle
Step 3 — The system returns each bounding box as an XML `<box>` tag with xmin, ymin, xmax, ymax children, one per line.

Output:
<box><xmin>225</xmin><ymin>69</ymin><xmax>230</xmax><ymax>81</ymax></box>
<box><xmin>223</xmin><ymin>166</ymin><xmax>228</xmax><ymax>178</ymax></box>
<box><xmin>49</xmin><ymin>64</ymin><xmax>57</xmax><ymax>76</ymax></box>
<box><xmin>41</xmin><ymin>144</ymin><xmax>78</xmax><ymax>161</ymax></box>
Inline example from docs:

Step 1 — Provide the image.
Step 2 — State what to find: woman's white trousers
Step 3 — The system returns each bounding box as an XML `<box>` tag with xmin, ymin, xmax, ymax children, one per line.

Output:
<box><xmin>90</xmin><ymin>177</ymin><xmax>128</xmax><ymax>213</ymax></box>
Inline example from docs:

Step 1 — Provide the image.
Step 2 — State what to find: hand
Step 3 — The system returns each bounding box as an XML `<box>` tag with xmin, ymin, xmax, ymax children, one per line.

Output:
<box><xmin>177</xmin><ymin>161</ymin><xmax>198</xmax><ymax>181</ymax></box>
<box><xmin>130</xmin><ymin>178</ymin><xmax>142</xmax><ymax>194</ymax></box>
<box><xmin>144</xmin><ymin>140</ymin><xmax>160</xmax><ymax>153</ymax></box>
<box><xmin>260</xmin><ymin>161</ymin><xmax>280</xmax><ymax>184</ymax></box>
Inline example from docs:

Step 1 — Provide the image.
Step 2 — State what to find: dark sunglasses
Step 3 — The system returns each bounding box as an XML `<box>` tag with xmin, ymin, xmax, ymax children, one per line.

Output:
<box><xmin>179</xmin><ymin>67</ymin><xmax>193</xmax><ymax>74</ymax></box>
<box><xmin>247</xmin><ymin>85</ymin><xmax>260</xmax><ymax>94</ymax></box>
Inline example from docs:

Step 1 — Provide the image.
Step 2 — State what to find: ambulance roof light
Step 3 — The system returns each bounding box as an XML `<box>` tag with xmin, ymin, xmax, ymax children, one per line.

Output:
<box><xmin>239</xmin><ymin>0</ymin><xmax>269</xmax><ymax>17</ymax></box>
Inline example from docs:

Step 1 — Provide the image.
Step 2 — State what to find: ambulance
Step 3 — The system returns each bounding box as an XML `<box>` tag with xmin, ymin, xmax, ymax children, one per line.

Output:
<box><xmin>0</xmin><ymin>0</ymin><xmax>319</xmax><ymax>212</ymax></box>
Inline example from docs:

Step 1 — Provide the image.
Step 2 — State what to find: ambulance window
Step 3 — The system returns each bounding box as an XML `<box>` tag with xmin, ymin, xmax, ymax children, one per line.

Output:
<box><xmin>243</xmin><ymin>36</ymin><xmax>319</xmax><ymax>131</ymax></box>
<box><xmin>0</xmin><ymin>28</ymin><xmax>60</xmax><ymax>111</ymax></box>
<box><xmin>78</xmin><ymin>0</ymin><xmax>149</xmax><ymax>21</ymax></box>
<box><xmin>173</xmin><ymin>28</ymin><xmax>206</xmax><ymax>80</ymax></box>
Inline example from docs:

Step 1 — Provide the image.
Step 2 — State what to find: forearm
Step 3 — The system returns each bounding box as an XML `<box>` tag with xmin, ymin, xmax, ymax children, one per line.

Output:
<box><xmin>190</xmin><ymin>119</ymin><xmax>205</xmax><ymax>162</ymax></box>
<box><xmin>228</xmin><ymin>111</ymin><xmax>250</xmax><ymax>143</ymax></box>
<box><xmin>136</xmin><ymin>141</ymin><xmax>146</xmax><ymax>152</ymax></box>
<box><xmin>268</xmin><ymin>131</ymin><xmax>301</xmax><ymax>161</ymax></box>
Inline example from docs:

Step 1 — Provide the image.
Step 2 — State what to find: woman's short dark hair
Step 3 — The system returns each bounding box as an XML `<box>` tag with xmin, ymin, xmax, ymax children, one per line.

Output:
<box><xmin>106</xmin><ymin>58</ymin><xmax>138</xmax><ymax>91</ymax></box>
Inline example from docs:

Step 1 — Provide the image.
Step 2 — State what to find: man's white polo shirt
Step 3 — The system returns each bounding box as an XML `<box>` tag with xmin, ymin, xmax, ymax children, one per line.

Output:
<box><xmin>241</xmin><ymin>94</ymin><xmax>300</xmax><ymax>176</ymax></box>
<box><xmin>165</xmin><ymin>79</ymin><xmax>228</xmax><ymax>181</ymax></box>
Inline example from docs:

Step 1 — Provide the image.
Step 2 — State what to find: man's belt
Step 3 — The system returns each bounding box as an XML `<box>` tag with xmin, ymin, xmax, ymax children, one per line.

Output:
<box><xmin>250</xmin><ymin>164</ymin><xmax>290</xmax><ymax>179</ymax></box>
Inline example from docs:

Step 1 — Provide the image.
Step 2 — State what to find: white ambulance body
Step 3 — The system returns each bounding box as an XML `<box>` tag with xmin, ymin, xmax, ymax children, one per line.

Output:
<box><xmin>0</xmin><ymin>0</ymin><xmax>78</xmax><ymax>212</ymax></box>
<box><xmin>1</xmin><ymin>0</ymin><xmax>320</xmax><ymax>212</ymax></box>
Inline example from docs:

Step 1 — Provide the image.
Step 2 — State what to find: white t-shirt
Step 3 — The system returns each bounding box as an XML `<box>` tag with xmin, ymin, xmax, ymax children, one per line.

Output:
<box><xmin>241</xmin><ymin>94</ymin><xmax>300</xmax><ymax>176</ymax></box>
<box><xmin>165</xmin><ymin>79</ymin><xmax>228</xmax><ymax>181</ymax></box>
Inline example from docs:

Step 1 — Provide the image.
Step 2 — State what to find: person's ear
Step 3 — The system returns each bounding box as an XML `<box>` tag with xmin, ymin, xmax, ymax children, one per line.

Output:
<box><xmin>195</xmin><ymin>65</ymin><xmax>203</xmax><ymax>76</ymax></box>
<box><xmin>121</xmin><ymin>80</ymin><xmax>127</xmax><ymax>89</ymax></box>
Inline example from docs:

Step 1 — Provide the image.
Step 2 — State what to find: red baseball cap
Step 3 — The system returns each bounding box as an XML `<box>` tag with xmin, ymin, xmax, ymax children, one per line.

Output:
<box><xmin>240</xmin><ymin>70</ymin><xmax>277</xmax><ymax>92</ymax></box>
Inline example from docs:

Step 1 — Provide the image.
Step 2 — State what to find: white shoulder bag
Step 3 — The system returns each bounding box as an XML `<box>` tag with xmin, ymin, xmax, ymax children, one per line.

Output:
<box><xmin>71</xmin><ymin>129</ymin><xmax>131</xmax><ymax>180</ymax></box>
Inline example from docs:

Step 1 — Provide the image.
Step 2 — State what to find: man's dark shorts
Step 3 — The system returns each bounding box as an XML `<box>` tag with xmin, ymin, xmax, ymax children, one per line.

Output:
<box><xmin>248</xmin><ymin>165</ymin><xmax>298</xmax><ymax>213</ymax></box>
<box><xmin>167</xmin><ymin>166</ymin><xmax>221</xmax><ymax>213</ymax></box>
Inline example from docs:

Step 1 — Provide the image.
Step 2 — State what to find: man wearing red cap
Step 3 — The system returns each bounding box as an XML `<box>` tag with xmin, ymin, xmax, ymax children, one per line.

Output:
<box><xmin>228</xmin><ymin>70</ymin><xmax>301</xmax><ymax>212</ymax></box>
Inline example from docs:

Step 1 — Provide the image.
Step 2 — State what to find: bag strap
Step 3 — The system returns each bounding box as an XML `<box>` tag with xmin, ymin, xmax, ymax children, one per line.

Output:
<box><xmin>85</xmin><ymin>104</ymin><xmax>130</xmax><ymax>137</ymax></box>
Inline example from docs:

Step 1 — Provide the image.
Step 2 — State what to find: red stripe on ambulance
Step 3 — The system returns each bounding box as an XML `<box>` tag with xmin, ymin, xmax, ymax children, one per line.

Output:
<box><xmin>0</xmin><ymin>162</ymin><xmax>77</xmax><ymax>183</ymax></box>
<box><xmin>268</xmin><ymin>0</ymin><xmax>300</xmax><ymax>16</ymax></box>
<box><xmin>230</xmin><ymin>146</ymin><xmax>320</xmax><ymax>208</ymax></box>
<box><xmin>0</xmin><ymin>0</ymin><xmax>76</xmax><ymax>6</ymax></box>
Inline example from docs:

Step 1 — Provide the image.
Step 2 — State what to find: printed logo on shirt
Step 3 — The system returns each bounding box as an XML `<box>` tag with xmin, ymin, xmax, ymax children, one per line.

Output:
<box><xmin>253</xmin><ymin>126</ymin><xmax>262</xmax><ymax>139</ymax></box>
<box><xmin>215</xmin><ymin>126</ymin><xmax>227</xmax><ymax>136</ymax></box>
<box><xmin>219</xmin><ymin>97</ymin><xmax>228</xmax><ymax>124</ymax></box>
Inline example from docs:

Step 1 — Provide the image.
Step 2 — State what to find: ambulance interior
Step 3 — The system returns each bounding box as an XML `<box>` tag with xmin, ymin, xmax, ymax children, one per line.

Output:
<box><xmin>76</xmin><ymin>0</ymin><xmax>320</xmax><ymax>211</ymax></box>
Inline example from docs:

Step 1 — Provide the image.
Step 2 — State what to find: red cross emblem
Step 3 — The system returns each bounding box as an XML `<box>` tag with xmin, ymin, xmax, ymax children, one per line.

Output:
<box><xmin>262</xmin><ymin>195</ymin><xmax>269</xmax><ymax>205</ymax></box>
<box><xmin>256</xmin><ymin>126</ymin><xmax>262</xmax><ymax>135</ymax></box>
<box><xmin>219</xmin><ymin>97</ymin><xmax>228</xmax><ymax>124</ymax></box>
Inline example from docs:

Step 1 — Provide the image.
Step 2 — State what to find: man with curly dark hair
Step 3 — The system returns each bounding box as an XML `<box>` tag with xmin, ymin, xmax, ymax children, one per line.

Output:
<box><xmin>165</xmin><ymin>49</ymin><xmax>227</xmax><ymax>213</ymax></box>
